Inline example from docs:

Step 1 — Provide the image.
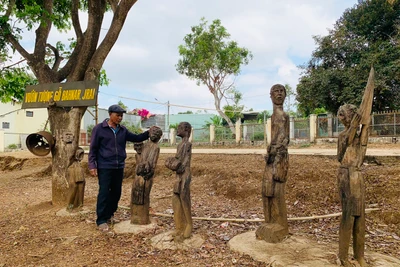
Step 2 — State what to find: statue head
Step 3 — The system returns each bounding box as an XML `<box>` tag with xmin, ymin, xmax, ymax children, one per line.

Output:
<box><xmin>337</xmin><ymin>104</ymin><xmax>357</xmax><ymax>128</ymax></box>
<box><xmin>63</xmin><ymin>132</ymin><xmax>74</xmax><ymax>143</ymax></box>
<box><xmin>75</xmin><ymin>147</ymin><xmax>84</xmax><ymax>161</ymax></box>
<box><xmin>177</xmin><ymin>122</ymin><xmax>192</xmax><ymax>138</ymax></box>
<box><xmin>134</xmin><ymin>142</ymin><xmax>144</xmax><ymax>154</ymax></box>
<box><xmin>270</xmin><ymin>84</ymin><xmax>286</xmax><ymax>106</ymax></box>
<box><xmin>149</xmin><ymin>126</ymin><xmax>163</xmax><ymax>143</ymax></box>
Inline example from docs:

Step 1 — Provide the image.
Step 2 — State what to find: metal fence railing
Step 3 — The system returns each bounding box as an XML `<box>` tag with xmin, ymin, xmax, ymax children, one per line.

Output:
<box><xmin>294</xmin><ymin>118</ymin><xmax>310</xmax><ymax>139</ymax></box>
<box><xmin>242</xmin><ymin>123</ymin><xmax>265</xmax><ymax>141</ymax></box>
<box><xmin>192</xmin><ymin>127</ymin><xmax>210</xmax><ymax>143</ymax></box>
<box><xmin>316</xmin><ymin>111</ymin><xmax>400</xmax><ymax>138</ymax></box>
<box><xmin>214</xmin><ymin>126</ymin><xmax>235</xmax><ymax>142</ymax></box>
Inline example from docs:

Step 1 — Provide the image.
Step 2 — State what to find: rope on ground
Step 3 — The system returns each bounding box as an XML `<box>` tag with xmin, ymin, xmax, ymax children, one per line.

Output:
<box><xmin>118</xmin><ymin>205</ymin><xmax>380</xmax><ymax>223</ymax></box>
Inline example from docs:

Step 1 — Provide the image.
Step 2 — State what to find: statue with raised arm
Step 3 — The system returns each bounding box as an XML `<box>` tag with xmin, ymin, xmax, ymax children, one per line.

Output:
<box><xmin>131</xmin><ymin>127</ymin><xmax>163</xmax><ymax>225</ymax></box>
<box><xmin>256</xmin><ymin>84</ymin><xmax>289</xmax><ymax>243</ymax></box>
<box><xmin>337</xmin><ymin>67</ymin><xmax>374</xmax><ymax>267</ymax></box>
<box><xmin>165</xmin><ymin>122</ymin><xmax>193</xmax><ymax>242</ymax></box>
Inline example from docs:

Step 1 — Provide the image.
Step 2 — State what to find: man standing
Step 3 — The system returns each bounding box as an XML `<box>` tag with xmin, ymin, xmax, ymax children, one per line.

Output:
<box><xmin>89</xmin><ymin>104</ymin><xmax>153</xmax><ymax>232</ymax></box>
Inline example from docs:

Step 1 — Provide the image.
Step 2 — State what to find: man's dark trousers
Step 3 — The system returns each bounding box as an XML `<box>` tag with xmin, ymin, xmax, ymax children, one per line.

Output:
<box><xmin>96</xmin><ymin>168</ymin><xmax>124</xmax><ymax>225</ymax></box>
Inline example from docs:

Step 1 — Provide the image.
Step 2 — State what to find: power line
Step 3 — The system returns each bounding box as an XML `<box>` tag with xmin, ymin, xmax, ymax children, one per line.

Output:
<box><xmin>99</xmin><ymin>91</ymin><xmax>252</xmax><ymax>112</ymax></box>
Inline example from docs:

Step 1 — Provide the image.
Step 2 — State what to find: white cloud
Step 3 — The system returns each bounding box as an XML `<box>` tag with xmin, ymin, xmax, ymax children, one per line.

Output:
<box><xmin>10</xmin><ymin>0</ymin><xmax>357</xmax><ymax>114</ymax></box>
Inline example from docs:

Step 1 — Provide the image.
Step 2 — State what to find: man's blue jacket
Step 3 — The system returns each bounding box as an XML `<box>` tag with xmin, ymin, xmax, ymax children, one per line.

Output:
<box><xmin>88</xmin><ymin>119</ymin><xmax>149</xmax><ymax>170</ymax></box>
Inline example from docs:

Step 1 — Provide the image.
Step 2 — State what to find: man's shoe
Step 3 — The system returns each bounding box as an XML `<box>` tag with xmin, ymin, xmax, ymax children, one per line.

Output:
<box><xmin>98</xmin><ymin>223</ymin><xmax>109</xmax><ymax>232</ymax></box>
<box><xmin>107</xmin><ymin>217</ymin><xmax>120</xmax><ymax>224</ymax></box>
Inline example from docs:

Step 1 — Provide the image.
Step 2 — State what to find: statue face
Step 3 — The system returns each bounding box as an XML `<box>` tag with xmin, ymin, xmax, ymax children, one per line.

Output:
<box><xmin>134</xmin><ymin>142</ymin><xmax>143</xmax><ymax>154</ymax></box>
<box><xmin>63</xmin><ymin>132</ymin><xmax>74</xmax><ymax>143</ymax></box>
<box><xmin>149</xmin><ymin>127</ymin><xmax>162</xmax><ymax>142</ymax></box>
<box><xmin>337</xmin><ymin>106</ymin><xmax>354</xmax><ymax>128</ymax></box>
<box><xmin>270</xmin><ymin>85</ymin><xmax>286</xmax><ymax>106</ymax></box>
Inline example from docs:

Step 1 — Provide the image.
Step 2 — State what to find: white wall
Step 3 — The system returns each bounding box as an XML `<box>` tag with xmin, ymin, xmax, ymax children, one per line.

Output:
<box><xmin>0</xmin><ymin>101</ymin><xmax>48</xmax><ymax>148</ymax></box>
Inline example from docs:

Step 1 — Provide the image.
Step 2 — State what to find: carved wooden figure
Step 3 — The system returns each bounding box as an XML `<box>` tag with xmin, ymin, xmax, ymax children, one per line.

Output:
<box><xmin>256</xmin><ymin>84</ymin><xmax>289</xmax><ymax>243</ymax></box>
<box><xmin>67</xmin><ymin>147</ymin><xmax>85</xmax><ymax>210</ymax></box>
<box><xmin>337</xmin><ymin>68</ymin><xmax>374</xmax><ymax>267</ymax></box>
<box><xmin>131</xmin><ymin>127</ymin><xmax>162</xmax><ymax>225</ymax></box>
<box><xmin>165</xmin><ymin>122</ymin><xmax>193</xmax><ymax>242</ymax></box>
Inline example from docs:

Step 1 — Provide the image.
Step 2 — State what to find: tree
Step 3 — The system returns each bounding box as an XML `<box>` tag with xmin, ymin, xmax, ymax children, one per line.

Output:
<box><xmin>0</xmin><ymin>0</ymin><xmax>139</xmax><ymax>205</ymax></box>
<box><xmin>118</xmin><ymin>100</ymin><xmax>129</xmax><ymax>111</ymax></box>
<box><xmin>296</xmin><ymin>0</ymin><xmax>400</xmax><ymax>116</ymax></box>
<box><xmin>223</xmin><ymin>89</ymin><xmax>244</xmax><ymax>124</ymax></box>
<box><xmin>176</xmin><ymin>18</ymin><xmax>252</xmax><ymax>131</ymax></box>
<box><xmin>283</xmin><ymin>83</ymin><xmax>297</xmax><ymax>116</ymax></box>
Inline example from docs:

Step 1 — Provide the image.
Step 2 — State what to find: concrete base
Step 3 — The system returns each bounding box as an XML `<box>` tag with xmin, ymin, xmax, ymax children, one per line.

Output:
<box><xmin>56</xmin><ymin>207</ymin><xmax>92</xmax><ymax>217</ymax></box>
<box><xmin>255</xmin><ymin>223</ymin><xmax>289</xmax><ymax>243</ymax></box>
<box><xmin>229</xmin><ymin>231</ymin><xmax>400</xmax><ymax>267</ymax></box>
<box><xmin>113</xmin><ymin>219</ymin><xmax>158</xmax><ymax>234</ymax></box>
<box><xmin>151</xmin><ymin>230</ymin><xmax>204</xmax><ymax>250</ymax></box>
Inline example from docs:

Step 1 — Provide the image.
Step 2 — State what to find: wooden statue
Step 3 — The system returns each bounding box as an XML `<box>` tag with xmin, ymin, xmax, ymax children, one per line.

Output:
<box><xmin>256</xmin><ymin>84</ymin><xmax>289</xmax><ymax>243</ymax></box>
<box><xmin>67</xmin><ymin>147</ymin><xmax>85</xmax><ymax>210</ymax></box>
<box><xmin>165</xmin><ymin>122</ymin><xmax>193</xmax><ymax>242</ymax></box>
<box><xmin>131</xmin><ymin>127</ymin><xmax>162</xmax><ymax>225</ymax></box>
<box><xmin>337</xmin><ymin>67</ymin><xmax>374</xmax><ymax>267</ymax></box>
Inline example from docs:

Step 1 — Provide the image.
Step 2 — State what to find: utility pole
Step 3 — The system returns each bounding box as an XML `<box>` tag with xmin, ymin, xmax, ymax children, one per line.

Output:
<box><xmin>167</xmin><ymin>101</ymin><xmax>170</xmax><ymax>129</ymax></box>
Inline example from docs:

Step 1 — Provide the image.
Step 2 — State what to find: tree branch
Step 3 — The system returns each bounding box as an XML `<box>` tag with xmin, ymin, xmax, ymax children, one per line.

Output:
<box><xmin>5</xmin><ymin>0</ymin><xmax>15</xmax><ymax>17</ymax></box>
<box><xmin>86</xmin><ymin>0</ymin><xmax>138</xmax><ymax>80</ymax></box>
<box><xmin>46</xmin><ymin>43</ymin><xmax>64</xmax><ymax>71</ymax></box>
<box><xmin>34</xmin><ymin>0</ymin><xmax>54</xmax><ymax>61</ymax></box>
<box><xmin>58</xmin><ymin>0</ymin><xmax>84</xmax><ymax>80</ymax></box>
<box><xmin>107</xmin><ymin>0</ymin><xmax>118</xmax><ymax>12</ymax></box>
<box><xmin>69</xmin><ymin>0</ymin><xmax>107</xmax><ymax>81</ymax></box>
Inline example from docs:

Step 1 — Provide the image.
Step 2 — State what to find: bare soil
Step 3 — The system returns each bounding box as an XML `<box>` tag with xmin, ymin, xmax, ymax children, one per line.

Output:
<box><xmin>0</xmin><ymin>146</ymin><xmax>399</xmax><ymax>266</ymax></box>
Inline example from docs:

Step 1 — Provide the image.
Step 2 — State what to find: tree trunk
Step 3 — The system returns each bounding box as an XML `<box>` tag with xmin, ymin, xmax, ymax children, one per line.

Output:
<box><xmin>48</xmin><ymin>106</ymin><xmax>87</xmax><ymax>205</ymax></box>
<box><xmin>213</xmin><ymin>92</ymin><xmax>235</xmax><ymax>134</ymax></box>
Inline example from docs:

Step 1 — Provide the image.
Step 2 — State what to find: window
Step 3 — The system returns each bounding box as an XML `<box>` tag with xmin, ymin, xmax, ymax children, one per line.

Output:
<box><xmin>26</xmin><ymin>111</ymin><xmax>34</xmax><ymax>117</ymax></box>
<box><xmin>2</xmin><ymin>122</ymin><xmax>10</xmax><ymax>129</ymax></box>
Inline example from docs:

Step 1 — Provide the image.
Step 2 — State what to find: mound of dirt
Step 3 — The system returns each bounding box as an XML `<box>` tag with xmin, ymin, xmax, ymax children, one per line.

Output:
<box><xmin>0</xmin><ymin>152</ymin><xmax>399</xmax><ymax>266</ymax></box>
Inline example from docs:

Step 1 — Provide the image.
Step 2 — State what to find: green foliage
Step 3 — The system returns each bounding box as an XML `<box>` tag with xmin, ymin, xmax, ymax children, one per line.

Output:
<box><xmin>256</xmin><ymin>110</ymin><xmax>271</xmax><ymax>123</ymax></box>
<box><xmin>284</xmin><ymin>83</ymin><xmax>297</xmax><ymax>114</ymax></box>
<box><xmin>0</xmin><ymin>67</ymin><xmax>37</xmax><ymax>102</ymax></box>
<box><xmin>176</xmin><ymin>18</ymin><xmax>252</xmax><ymax>127</ymax></box>
<box><xmin>7</xmin><ymin>143</ymin><xmax>17</xmax><ymax>149</ymax></box>
<box><xmin>117</xmin><ymin>100</ymin><xmax>129</xmax><ymax>111</ymax></box>
<box><xmin>313</xmin><ymin>107</ymin><xmax>327</xmax><ymax>115</ymax></box>
<box><xmin>223</xmin><ymin>89</ymin><xmax>244</xmax><ymax>123</ymax></box>
<box><xmin>178</xmin><ymin>110</ymin><xmax>193</xmax><ymax>114</ymax></box>
<box><xmin>86</xmin><ymin>124</ymin><xmax>95</xmax><ymax>137</ymax></box>
<box><xmin>121</xmin><ymin>121</ymin><xmax>142</xmax><ymax>134</ymax></box>
<box><xmin>169</xmin><ymin>123</ymin><xmax>179</xmax><ymax>129</ymax></box>
<box><xmin>176</xmin><ymin>18</ymin><xmax>252</xmax><ymax>84</ymax></box>
<box><xmin>297</xmin><ymin>0</ymin><xmax>400</xmax><ymax>116</ymax></box>
<box><xmin>203</xmin><ymin>115</ymin><xmax>224</xmax><ymax>128</ymax></box>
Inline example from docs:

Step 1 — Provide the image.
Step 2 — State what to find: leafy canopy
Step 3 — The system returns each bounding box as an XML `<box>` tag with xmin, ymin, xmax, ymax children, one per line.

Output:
<box><xmin>176</xmin><ymin>18</ymin><xmax>252</xmax><ymax>129</ymax></box>
<box><xmin>296</xmin><ymin>0</ymin><xmax>400</xmax><ymax>116</ymax></box>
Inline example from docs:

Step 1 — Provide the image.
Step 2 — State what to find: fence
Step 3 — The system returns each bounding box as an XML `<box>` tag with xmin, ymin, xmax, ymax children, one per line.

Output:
<box><xmin>242</xmin><ymin>123</ymin><xmax>265</xmax><ymax>141</ymax></box>
<box><xmin>293</xmin><ymin>118</ymin><xmax>310</xmax><ymax>139</ymax></box>
<box><xmin>316</xmin><ymin>111</ymin><xmax>400</xmax><ymax>138</ymax></box>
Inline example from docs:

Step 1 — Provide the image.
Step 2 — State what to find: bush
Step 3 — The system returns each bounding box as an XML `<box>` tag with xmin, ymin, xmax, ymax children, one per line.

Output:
<box><xmin>7</xmin><ymin>144</ymin><xmax>18</xmax><ymax>149</ymax></box>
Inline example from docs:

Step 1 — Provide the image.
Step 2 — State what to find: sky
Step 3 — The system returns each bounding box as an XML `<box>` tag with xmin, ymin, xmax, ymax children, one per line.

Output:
<box><xmin>15</xmin><ymin>0</ymin><xmax>359</xmax><ymax>115</ymax></box>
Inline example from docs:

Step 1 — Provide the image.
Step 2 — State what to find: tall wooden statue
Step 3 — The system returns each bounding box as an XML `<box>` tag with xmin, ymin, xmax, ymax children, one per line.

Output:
<box><xmin>165</xmin><ymin>122</ymin><xmax>193</xmax><ymax>242</ymax></box>
<box><xmin>131</xmin><ymin>127</ymin><xmax>162</xmax><ymax>225</ymax></box>
<box><xmin>67</xmin><ymin>147</ymin><xmax>85</xmax><ymax>210</ymax></box>
<box><xmin>256</xmin><ymin>84</ymin><xmax>289</xmax><ymax>243</ymax></box>
<box><xmin>337</xmin><ymin>67</ymin><xmax>374</xmax><ymax>267</ymax></box>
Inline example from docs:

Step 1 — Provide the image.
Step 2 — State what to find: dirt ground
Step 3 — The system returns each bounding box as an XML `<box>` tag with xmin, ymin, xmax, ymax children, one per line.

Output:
<box><xmin>0</xmin><ymin>144</ymin><xmax>399</xmax><ymax>266</ymax></box>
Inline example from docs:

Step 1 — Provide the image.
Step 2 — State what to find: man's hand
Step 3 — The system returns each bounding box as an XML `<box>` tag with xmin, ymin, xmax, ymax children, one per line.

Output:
<box><xmin>90</xmin><ymin>169</ymin><xmax>98</xmax><ymax>177</ymax></box>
